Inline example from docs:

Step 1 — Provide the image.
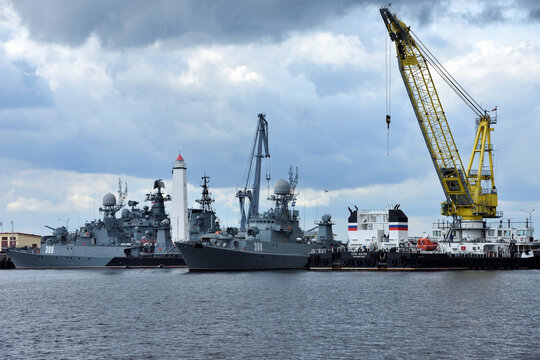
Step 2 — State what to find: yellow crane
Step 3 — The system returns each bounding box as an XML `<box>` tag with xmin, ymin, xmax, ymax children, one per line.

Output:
<box><xmin>380</xmin><ymin>6</ymin><xmax>499</xmax><ymax>221</ymax></box>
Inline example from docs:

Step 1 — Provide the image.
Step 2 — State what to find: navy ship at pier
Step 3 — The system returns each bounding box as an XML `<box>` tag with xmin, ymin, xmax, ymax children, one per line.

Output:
<box><xmin>177</xmin><ymin>171</ymin><xmax>337</xmax><ymax>271</ymax></box>
<box><xmin>177</xmin><ymin>114</ymin><xmax>338</xmax><ymax>271</ymax></box>
<box><xmin>7</xmin><ymin>179</ymin><xmax>185</xmax><ymax>269</ymax></box>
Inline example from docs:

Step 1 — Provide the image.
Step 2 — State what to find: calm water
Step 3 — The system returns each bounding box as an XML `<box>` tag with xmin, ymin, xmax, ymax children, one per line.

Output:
<box><xmin>0</xmin><ymin>269</ymin><xmax>539</xmax><ymax>360</ymax></box>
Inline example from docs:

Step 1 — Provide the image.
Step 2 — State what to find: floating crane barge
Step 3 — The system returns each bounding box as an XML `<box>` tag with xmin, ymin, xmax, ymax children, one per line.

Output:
<box><xmin>310</xmin><ymin>6</ymin><xmax>539</xmax><ymax>271</ymax></box>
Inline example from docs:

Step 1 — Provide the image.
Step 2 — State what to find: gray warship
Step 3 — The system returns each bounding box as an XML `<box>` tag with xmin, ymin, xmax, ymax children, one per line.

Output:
<box><xmin>7</xmin><ymin>179</ymin><xmax>185</xmax><ymax>269</ymax></box>
<box><xmin>177</xmin><ymin>114</ymin><xmax>339</xmax><ymax>271</ymax></box>
<box><xmin>177</xmin><ymin>172</ymin><xmax>338</xmax><ymax>271</ymax></box>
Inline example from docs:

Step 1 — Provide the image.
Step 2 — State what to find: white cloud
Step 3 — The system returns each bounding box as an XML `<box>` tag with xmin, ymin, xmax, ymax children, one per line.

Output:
<box><xmin>6</xmin><ymin>197</ymin><xmax>56</xmax><ymax>212</ymax></box>
<box><xmin>286</xmin><ymin>32</ymin><xmax>370</xmax><ymax>68</ymax></box>
<box><xmin>226</xmin><ymin>65</ymin><xmax>263</xmax><ymax>82</ymax></box>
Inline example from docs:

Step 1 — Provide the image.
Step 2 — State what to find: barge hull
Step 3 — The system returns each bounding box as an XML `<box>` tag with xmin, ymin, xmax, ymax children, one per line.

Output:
<box><xmin>309</xmin><ymin>251</ymin><xmax>540</xmax><ymax>271</ymax></box>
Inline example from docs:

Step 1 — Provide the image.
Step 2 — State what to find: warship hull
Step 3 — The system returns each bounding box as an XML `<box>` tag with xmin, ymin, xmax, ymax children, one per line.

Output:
<box><xmin>309</xmin><ymin>250</ymin><xmax>540</xmax><ymax>271</ymax></box>
<box><xmin>7</xmin><ymin>246</ymin><xmax>185</xmax><ymax>269</ymax></box>
<box><xmin>177</xmin><ymin>241</ymin><xmax>310</xmax><ymax>271</ymax></box>
<box><xmin>106</xmin><ymin>253</ymin><xmax>185</xmax><ymax>268</ymax></box>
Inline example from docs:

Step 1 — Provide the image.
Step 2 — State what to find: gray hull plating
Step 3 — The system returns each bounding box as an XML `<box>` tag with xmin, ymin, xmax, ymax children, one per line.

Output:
<box><xmin>7</xmin><ymin>245</ymin><xmax>128</xmax><ymax>269</ymax></box>
<box><xmin>177</xmin><ymin>241</ymin><xmax>310</xmax><ymax>271</ymax></box>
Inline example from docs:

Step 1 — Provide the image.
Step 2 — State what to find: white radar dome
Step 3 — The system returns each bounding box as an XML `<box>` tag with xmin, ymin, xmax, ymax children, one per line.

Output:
<box><xmin>274</xmin><ymin>179</ymin><xmax>291</xmax><ymax>195</ymax></box>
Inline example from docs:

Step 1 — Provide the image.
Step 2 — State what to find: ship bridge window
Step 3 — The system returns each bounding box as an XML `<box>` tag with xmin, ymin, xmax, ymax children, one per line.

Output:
<box><xmin>488</xmin><ymin>230</ymin><xmax>495</xmax><ymax>237</ymax></box>
<box><xmin>497</xmin><ymin>230</ymin><xmax>502</xmax><ymax>236</ymax></box>
<box><xmin>517</xmin><ymin>230</ymin><xmax>525</xmax><ymax>236</ymax></box>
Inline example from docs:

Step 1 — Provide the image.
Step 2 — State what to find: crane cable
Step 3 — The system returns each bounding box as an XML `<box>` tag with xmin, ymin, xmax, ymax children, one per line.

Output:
<box><xmin>241</xmin><ymin>120</ymin><xmax>259</xmax><ymax>192</ymax></box>
<box><xmin>385</xmin><ymin>27</ymin><xmax>391</xmax><ymax>157</ymax></box>
<box><xmin>409</xmin><ymin>29</ymin><xmax>485</xmax><ymax>117</ymax></box>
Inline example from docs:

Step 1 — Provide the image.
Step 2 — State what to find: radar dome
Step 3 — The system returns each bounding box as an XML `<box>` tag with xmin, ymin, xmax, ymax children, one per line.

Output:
<box><xmin>274</xmin><ymin>179</ymin><xmax>291</xmax><ymax>195</ymax></box>
<box><xmin>121</xmin><ymin>208</ymin><xmax>131</xmax><ymax>218</ymax></box>
<box><xmin>321</xmin><ymin>214</ymin><xmax>332</xmax><ymax>222</ymax></box>
<box><xmin>102</xmin><ymin>193</ymin><xmax>117</xmax><ymax>206</ymax></box>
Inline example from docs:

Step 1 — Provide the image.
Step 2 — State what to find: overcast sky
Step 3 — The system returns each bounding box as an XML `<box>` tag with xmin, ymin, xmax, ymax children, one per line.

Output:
<box><xmin>0</xmin><ymin>0</ymin><xmax>538</xmax><ymax>240</ymax></box>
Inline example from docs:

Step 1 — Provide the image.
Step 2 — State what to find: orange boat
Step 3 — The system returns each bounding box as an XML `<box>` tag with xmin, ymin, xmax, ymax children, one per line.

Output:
<box><xmin>417</xmin><ymin>237</ymin><xmax>438</xmax><ymax>251</ymax></box>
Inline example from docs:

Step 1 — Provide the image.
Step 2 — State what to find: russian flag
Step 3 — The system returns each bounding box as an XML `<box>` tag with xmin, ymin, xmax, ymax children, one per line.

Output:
<box><xmin>348</xmin><ymin>225</ymin><xmax>358</xmax><ymax>231</ymax></box>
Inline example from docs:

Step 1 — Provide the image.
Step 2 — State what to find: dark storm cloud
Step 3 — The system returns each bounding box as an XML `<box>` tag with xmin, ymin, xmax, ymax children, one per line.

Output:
<box><xmin>518</xmin><ymin>0</ymin><xmax>540</xmax><ymax>21</ymax></box>
<box><xmin>9</xmin><ymin>0</ymin><xmax>540</xmax><ymax>48</ymax></box>
<box><xmin>401</xmin><ymin>0</ymin><xmax>540</xmax><ymax>26</ymax></box>
<box><xmin>11</xmin><ymin>0</ymin><xmax>365</xmax><ymax>47</ymax></box>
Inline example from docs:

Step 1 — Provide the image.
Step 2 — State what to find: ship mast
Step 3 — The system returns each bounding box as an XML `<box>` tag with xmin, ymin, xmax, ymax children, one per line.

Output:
<box><xmin>196</xmin><ymin>175</ymin><xmax>215</xmax><ymax>212</ymax></box>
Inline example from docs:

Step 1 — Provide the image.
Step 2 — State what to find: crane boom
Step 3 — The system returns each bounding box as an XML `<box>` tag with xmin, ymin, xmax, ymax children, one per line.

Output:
<box><xmin>236</xmin><ymin>113</ymin><xmax>270</xmax><ymax>231</ymax></box>
<box><xmin>380</xmin><ymin>7</ymin><xmax>498</xmax><ymax>220</ymax></box>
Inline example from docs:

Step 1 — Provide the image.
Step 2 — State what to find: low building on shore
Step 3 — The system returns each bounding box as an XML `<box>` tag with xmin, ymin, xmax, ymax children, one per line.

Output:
<box><xmin>0</xmin><ymin>232</ymin><xmax>41</xmax><ymax>251</ymax></box>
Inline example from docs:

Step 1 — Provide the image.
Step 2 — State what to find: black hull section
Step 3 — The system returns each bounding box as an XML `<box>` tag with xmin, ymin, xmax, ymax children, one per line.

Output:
<box><xmin>106</xmin><ymin>254</ymin><xmax>186</xmax><ymax>268</ymax></box>
<box><xmin>309</xmin><ymin>251</ymin><xmax>540</xmax><ymax>271</ymax></box>
<box><xmin>178</xmin><ymin>242</ymin><xmax>310</xmax><ymax>271</ymax></box>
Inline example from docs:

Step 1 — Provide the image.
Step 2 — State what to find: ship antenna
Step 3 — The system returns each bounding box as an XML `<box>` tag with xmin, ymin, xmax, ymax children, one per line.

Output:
<box><xmin>196</xmin><ymin>174</ymin><xmax>214</xmax><ymax>212</ymax></box>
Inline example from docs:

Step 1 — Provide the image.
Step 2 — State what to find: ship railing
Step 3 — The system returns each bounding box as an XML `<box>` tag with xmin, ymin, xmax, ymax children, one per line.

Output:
<box><xmin>310</xmin><ymin>247</ymin><xmax>348</xmax><ymax>255</ymax></box>
<box><xmin>488</xmin><ymin>220</ymin><xmax>532</xmax><ymax>229</ymax></box>
<box><xmin>399</xmin><ymin>247</ymin><xmax>520</xmax><ymax>258</ymax></box>
<box><xmin>433</xmin><ymin>219</ymin><xmax>533</xmax><ymax>230</ymax></box>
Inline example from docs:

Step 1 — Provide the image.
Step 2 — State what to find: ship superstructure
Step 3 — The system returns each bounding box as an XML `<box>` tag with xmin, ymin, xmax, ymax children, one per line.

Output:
<box><xmin>188</xmin><ymin>175</ymin><xmax>221</xmax><ymax>241</ymax></box>
<box><xmin>347</xmin><ymin>205</ymin><xmax>408</xmax><ymax>251</ymax></box>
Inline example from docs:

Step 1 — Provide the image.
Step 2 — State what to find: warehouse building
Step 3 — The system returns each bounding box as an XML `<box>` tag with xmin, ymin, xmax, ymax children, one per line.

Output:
<box><xmin>0</xmin><ymin>232</ymin><xmax>41</xmax><ymax>251</ymax></box>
